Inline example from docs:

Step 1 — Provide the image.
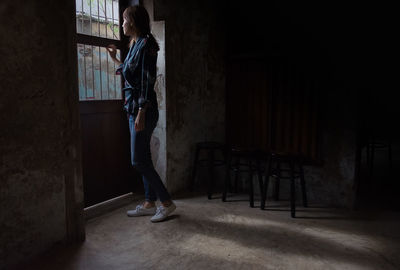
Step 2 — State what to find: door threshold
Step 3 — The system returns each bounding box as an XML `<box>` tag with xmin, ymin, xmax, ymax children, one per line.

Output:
<box><xmin>84</xmin><ymin>193</ymin><xmax>142</xmax><ymax>220</ymax></box>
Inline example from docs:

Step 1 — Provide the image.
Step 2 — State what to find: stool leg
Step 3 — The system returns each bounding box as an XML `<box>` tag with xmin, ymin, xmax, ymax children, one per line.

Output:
<box><xmin>290</xmin><ymin>160</ymin><xmax>296</xmax><ymax>218</ymax></box>
<box><xmin>274</xmin><ymin>161</ymin><xmax>281</xmax><ymax>201</ymax></box>
<box><xmin>190</xmin><ymin>145</ymin><xmax>200</xmax><ymax>192</ymax></box>
<box><xmin>207</xmin><ymin>149</ymin><xmax>215</xmax><ymax>200</ymax></box>
<box><xmin>234</xmin><ymin>157</ymin><xmax>240</xmax><ymax>193</ymax></box>
<box><xmin>388</xmin><ymin>141</ymin><xmax>393</xmax><ymax>171</ymax></box>
<box><xmin>222</xmin><ymin>152</ymin><xmax>231</xmax><ymax>202</ymax></box>
<box><xmin>369</xmin><ymin>142</ymin><xmax>375</xmax><ymax>177</ymax></box>
<box><xmin>222</xmin><ymin>148</ymin><xmax>232</xmax><ymax>193</ymax></box>
<box><xmin>248</xmin><ymin>159</ymin><xmax>254</xmax><ymax>208</ymax></box>
<box><xmin>261</xmin><ymin>156</ymin><xmax>272</xmax><ymax>210</ymax></box>
<box><xmin>299</xmin><ymin>160</ymin><xmax>308</xmax><ymax>207</ymax></box>
<box><xmin>257</xmin><ymin>158</ymin><xmax>264</xmax><ymax>209</ymax></box>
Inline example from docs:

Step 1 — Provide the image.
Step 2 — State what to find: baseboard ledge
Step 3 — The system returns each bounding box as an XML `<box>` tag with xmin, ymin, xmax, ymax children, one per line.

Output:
<box><xmin>84</xmin><ymin>193</ymin><xmax>142</xmax><ymax>220</ymax></box>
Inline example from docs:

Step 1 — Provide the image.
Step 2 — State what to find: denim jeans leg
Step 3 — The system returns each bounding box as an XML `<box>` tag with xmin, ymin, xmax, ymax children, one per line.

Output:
<box><xmin>142</xmin><ymin>174</ymin><xmax>157</xmax><ymax>201</ymax></box>
<box><xmin>129</xmin><ymin>115</ymin><xmax>158</xmax><ymax>202</ymax></box>
<box><xmin>128</xmin><ymin>112</ymin><xmax>171</xmax><ymax>202</ymax></box>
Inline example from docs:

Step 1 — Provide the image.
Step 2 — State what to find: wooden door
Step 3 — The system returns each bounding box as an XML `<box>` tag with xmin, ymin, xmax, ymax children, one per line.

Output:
<box><xmin>75</xmin><ymin>0</ymin><xmax>142</xmax><ymax>207</ymax></box>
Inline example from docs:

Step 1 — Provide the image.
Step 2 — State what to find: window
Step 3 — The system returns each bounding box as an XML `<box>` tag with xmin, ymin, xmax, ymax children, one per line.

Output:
<box><xmin>75</xmin><ymin>0</ymin><xmax>123</xmax><ymax>101</ymax></box>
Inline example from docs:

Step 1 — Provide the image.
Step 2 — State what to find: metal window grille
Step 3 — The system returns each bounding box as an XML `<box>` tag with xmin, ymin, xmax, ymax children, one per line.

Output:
<box><xmin>75</xmin><ymin>0</ymin><xmax>122</xmax><ymax>101</ymax></box>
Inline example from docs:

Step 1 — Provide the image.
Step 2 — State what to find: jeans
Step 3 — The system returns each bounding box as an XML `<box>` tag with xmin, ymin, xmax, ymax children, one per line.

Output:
<box><xmin>128</xmin><ymin>109</ymin><xmax>171</xmax><ymax>202</ymax></box>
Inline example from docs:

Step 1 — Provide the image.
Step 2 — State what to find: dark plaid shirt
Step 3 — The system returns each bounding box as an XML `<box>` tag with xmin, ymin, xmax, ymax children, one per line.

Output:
<box><xmin>116</xmin><ymin>36</ymin><xmax>158</xmax><ymax>115</ymax></box>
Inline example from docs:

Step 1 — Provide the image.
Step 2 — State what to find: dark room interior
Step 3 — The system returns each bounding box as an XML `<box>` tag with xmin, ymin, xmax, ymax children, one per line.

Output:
<box><xmin>1</xmin><ymin>0</ymin><xmax>399</xmax><ymax>269</ymax></box>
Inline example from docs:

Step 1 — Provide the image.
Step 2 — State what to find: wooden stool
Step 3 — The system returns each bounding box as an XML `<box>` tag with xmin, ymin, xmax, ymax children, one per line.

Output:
<box><xmin>222</xmin><ymin>148</ymin><xmax>265</xmax><ymax>208</ymax></box>
<box><xmin>190</xmin><ymin>141</ymin><xmax>226</xmax><ymax>199</ymax></box>
<box><xmin>365</xmin><ymin>136</ymin><xmax>392</xmax><ymax>177</ymax></box>
<box><xmin>261</xmin><ymin>152</ymin><xmax>308</xmax><ymax>217</ymax></box>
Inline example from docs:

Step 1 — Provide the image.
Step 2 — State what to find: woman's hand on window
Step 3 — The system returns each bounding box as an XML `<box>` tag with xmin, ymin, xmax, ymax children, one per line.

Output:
<box><xmin>106</xmin><ymin>44</ymin><xmax>122</xmax><ymax>65</ymax></box>
<box><xmin>106</xmin><ymin>44</ymin><xmax>117</xmax><ymax>58</ymax></box>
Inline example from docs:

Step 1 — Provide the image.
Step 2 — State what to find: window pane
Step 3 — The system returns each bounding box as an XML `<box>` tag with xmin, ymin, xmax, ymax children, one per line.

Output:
<box><xmin>77</xmin><ymin>44</ymin><xmax>122</xmax><ymax>101</ymax></box>
<box><xmin>100</xmin><ymin>47</ymin><xmax>109</xmax><ymax>99</ymax></box>
<box><xmin>77</xmin><ymin>44</ymin><xmax>86</xmax><ymax>100</ymax></box>
<box><xmin>84</xmin><ymin>44</ymin><xmax>94</xmax><ymax>99</ymax></box>
<box><xmin>76</xmin><ymin>0</ymin><xmax>120</xmax><ymax>40</ymax></box>
<box><xmin>92</xmin><ymin>46</ymin><xmax>102</xmax><ymax>99</ymax></box>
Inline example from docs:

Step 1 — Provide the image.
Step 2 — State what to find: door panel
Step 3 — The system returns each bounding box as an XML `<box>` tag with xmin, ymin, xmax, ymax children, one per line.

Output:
<box><xmin>75</xmin><ymin>0</ymin><xmax>143</xmax><ymax>207</ymax></box>
<box><xmin>80</xmin><ymin>100</ymin><xmax>141</xmax><ymax>207</ymax></box>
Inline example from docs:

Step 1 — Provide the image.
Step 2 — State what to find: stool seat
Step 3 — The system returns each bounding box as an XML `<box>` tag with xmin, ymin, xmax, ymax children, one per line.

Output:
<box><xmin>197</xmin><ymin>141</ymin><xmax>226</xmax><ymax>149</ymax></box>
<box><xmin>269</xmin><ymin>151</ymin><xmax>302</xmax><ymax>159</ymax></box>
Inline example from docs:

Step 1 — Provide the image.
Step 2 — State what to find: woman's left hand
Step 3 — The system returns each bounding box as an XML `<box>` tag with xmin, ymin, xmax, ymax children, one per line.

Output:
<box><xmin>135</xmin><ymin>110</ymin><xmax>145</xmax><ymax>132</ymax></box>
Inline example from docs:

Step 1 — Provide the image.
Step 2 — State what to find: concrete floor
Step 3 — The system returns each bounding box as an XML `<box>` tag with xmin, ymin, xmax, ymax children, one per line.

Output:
<box><xmin>17</xmin><ymin>192</ymin><xmax>400</xmax><ymax>270</ymax></box>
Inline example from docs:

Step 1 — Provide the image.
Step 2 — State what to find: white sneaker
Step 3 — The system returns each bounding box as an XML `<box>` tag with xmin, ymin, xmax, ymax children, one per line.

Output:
<box><xmin>127</xmin><ymin>204</ymin><xmax>156</xmax><ymax>217</ymax></box>
<box><xmin>150</xmin><ymin>202</ymin><xmax>176</xmax><ymax>222</ymax></box>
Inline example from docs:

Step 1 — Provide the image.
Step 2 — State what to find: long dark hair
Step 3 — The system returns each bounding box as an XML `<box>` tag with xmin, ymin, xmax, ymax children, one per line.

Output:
<box><xmin>123</xmin><ymin>5</ymin><xmax>159</xmax><ymax>51</ymax></box>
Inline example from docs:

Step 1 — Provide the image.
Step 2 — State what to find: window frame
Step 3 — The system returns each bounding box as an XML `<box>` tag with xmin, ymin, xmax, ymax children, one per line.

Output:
<box><xmin>75</xmin><ymin>0</ymin><xmax>131</xmax><ymax>102</ymax></box>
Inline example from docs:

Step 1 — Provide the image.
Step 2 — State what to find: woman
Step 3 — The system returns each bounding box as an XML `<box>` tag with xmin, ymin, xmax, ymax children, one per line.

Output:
<box><xmin>107</xmin><ymin>5</ymin><xmax>175</xmax><ymax>222</ymax></box>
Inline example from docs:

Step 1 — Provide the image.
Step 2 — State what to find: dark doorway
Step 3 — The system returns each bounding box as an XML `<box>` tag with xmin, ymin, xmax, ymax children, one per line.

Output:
<box><xmin>75</xmin><ymin>0</ymin><xmax>141</xmax><ymax>207</ymax></box>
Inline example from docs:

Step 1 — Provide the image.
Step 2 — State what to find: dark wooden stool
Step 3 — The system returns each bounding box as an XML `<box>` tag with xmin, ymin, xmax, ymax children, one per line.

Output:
<box><xmin>222</xmin><ymin>148</ymin><xmax>265</xmax><ymax>208</ymax></box>
<box><xmin>190</xmin><ymin>141</ymin><xmax>226</xmax><ymax>199</ymax></box>
<box><xmin>365</xmin><ymin>136</ymin><xmax>392</xmax><ymax>177</ymax></box>
<box><xmin>261</xmin><ymin>152</ymin><xmax>308</xmax><ymax>217</ymax></box>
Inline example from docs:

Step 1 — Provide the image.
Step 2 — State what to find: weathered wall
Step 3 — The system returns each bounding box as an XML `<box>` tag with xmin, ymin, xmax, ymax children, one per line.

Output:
<box><xmin>267</xmin><ymin>0</ymin><xmax>360</xmax><ymax>208</ymax></box>
<box><xmin>0</xmin><ymin>1</ymin><xmax>84</xmax><ymax>269</ymax></box>
<box><xmin>154</xmin><ymin>0</ymin><xmax>226</xmax><ymax>193</ymax></box>
<box><xmin>223</xmin><ymin>0</ymin><xmax>360</xmax><ymax>208</ymax></box>
<box><xmin>151</xmin><ymin>0</ymin><xmax>358</xmax><ymax>206</ymax></box>
<box><xmin>143</xmin><ymin>0</ymin><xmax>167</xmax><ymax>187</ymax></box>
<box><xmin>304</xmin><ymin>86</ymin><xmax>358</xmax><ymax>207</ymax></box>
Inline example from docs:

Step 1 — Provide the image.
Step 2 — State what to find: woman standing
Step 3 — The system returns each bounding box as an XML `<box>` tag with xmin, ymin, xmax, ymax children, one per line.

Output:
<box><xmin>107</xmin><ymin>5</ymin><xmax>175</xmax><ymax>222</ymax></box>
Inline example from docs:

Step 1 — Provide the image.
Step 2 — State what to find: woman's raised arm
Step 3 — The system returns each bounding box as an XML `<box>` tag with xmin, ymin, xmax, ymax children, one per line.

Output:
<box><xmin>106</xmin><ymin>44</ymin><xmax>123</xmax><ymax>66</ymax></box>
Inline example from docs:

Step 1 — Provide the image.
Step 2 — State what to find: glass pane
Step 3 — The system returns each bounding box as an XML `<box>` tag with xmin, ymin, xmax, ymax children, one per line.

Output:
<box><xmin>107</xmin><ymin>51</ymin><xmax>116</xmax><ymax>99</ymax></box>
<box><xmin>85</xmin><ymin>44</ymin><xmax>94</xmax><ymax>100</ymax></box>
<box><xmin>76</xmin><ymin>0</ymin><xmax>120</xmax><ymax>40</ymax></box>
<box><xmin>115</xmin><ymin>50</ymin><xmax>122</xmax><ymax>99</ymax></box>
<box><xmin>77</xmin><ymin>44</ymin><xmax>122</xmax><ymax>101</ymax></box>
<box><xmin>91</xmin><ymin>0</ymin><xmax>100</xmax><ymax>36</ymax></box>
<box><xmin>100</xmin><ymin>47</ymin><xmax>109</xmax><ymax>99</ymax></box>
<box><xmin>92</xmin><ymin>46</ymin><xmax>102</xmax><ymax>99</ymax></box>
<box><xmin>77</xmin><ymin>44</ymin><xmax>86</xmax><ymax>100</ymax></box>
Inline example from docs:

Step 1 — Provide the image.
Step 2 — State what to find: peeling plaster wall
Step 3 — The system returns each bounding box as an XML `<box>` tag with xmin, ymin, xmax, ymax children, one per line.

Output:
<box><xmin>154</xmin><ymin>0</ymin><xmax>226</xmax><ymax>193</ymax></box>
<box><xmin>151</xmin><ymin>20</ymin><xmax>167</xmax><ymax>186</ymax></box>
<box><xmin>0</xmin><ymin>1</ymin><xmax>84</xmax><ymax>269</ymax></box>
<box><xmin>143</xmin><ymin>0</ymin><xmax>167</xmax><ymax>187</ymax></box>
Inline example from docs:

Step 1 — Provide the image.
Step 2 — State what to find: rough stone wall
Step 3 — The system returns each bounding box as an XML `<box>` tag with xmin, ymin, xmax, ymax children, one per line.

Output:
<box><xmin>154</xmin><ymin>0</ymin><xmax>226</xmax><ymax>193</ymax></box>
<box><xmin>0</xmin><ymin>1</ymin><xmax>84</xmax><ymax>269</ymax></box>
